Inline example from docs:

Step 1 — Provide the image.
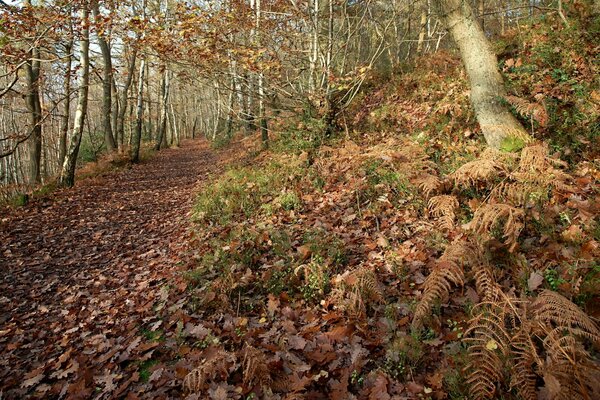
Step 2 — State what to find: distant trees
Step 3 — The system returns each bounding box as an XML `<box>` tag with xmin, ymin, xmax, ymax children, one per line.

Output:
<box><xmin>0</xmin><ymin>0</ymin><xmax>591</xmax><ymax>190</ymax></box>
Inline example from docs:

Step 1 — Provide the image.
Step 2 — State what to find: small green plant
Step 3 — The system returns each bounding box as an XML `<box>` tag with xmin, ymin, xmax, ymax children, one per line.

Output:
<box><xmin>298</xmin><ymin>256</ymin><xmax>330</xmax><ymax>302</ymax></box>
<box><xmin>350</xmin><ymin>370</ymin><xmax>364</xmax><ymax>386</ymax></box>
<box><xmin>277</xmin><ymin>190</ymin><xmax>302</xmax><ymax>211</ymax></box>
<box><xmin>447</xmin><ymin>319</ymin><xmax>464</xmax><ymax>339</ymax></box>
<box><xmin>139</xmin><ymin>360</ymin><xmax>160</xmax><ymax>382</ymax></box>
<box><xmin>544</xmin><ymin>268</ymin><xmax>565</xmax><ymax>291</ymax></box>
<box><xmin>384</xmin><ymin>333</ymin><xmax>424</xmax><ymax>379</ymax></box>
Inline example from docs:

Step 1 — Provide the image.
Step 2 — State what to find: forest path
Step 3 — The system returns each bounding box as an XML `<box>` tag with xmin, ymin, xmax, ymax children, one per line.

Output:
<box><xmin>0</xmin><ymin>139</ymin><xmax>239</xmax><ymax>398</ymax></box>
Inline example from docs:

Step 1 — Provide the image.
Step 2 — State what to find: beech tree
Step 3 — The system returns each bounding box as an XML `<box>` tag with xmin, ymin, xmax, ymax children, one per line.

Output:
<box><xmin>435</xmin><ymin>0</ymin><xmax>530</xmax><ymax>150</ymax></box>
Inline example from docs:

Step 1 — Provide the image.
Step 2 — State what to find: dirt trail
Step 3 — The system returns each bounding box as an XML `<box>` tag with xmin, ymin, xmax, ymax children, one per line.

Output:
<box><xmin>0</xmin><ymin>139</ymin><xmax>237</xmax><ymax>398</ymax></box>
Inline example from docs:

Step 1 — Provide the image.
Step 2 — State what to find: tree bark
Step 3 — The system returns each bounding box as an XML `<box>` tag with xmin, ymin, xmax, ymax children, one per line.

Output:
<box><xmin>131</xmin><ymin>58</ymin><xmax>145</xmax><ymax>163</ymax></box>
<box><xmin>91</xmin><ymin>0</ymin><xmax>117</xmax><ymax>152</ymax></box>
<box><xmin>59</xmin><ymin>2</ymin><xmax>90</xmax><ymax>188</ymax></box>
<box><xmin>155</xmin><ymin>67</ymin><xmax>170</xmax><ymax>150</ymax></box>
<box><xmin>117</xmin><ymin>48</ymin><xmax>137</xmax><ymax>150</ymax></box>
<box><xmin>254</xmin><ymin>0</ymin><xmax>268</xmax><ymax>148</ymax></box>
<box><xmin>59</xmin><ymin>34</ymin><xmax>73</xmax><ymax>168</ymax></box>
<box><xmin>435</xmin><ymin>0</ymin><xmax>529</xmax><ymax>150</ymax></box>
<box><xmin>24</xmin><ymin>0</ymin><xmax>42</xmax><ymax>184</ymax></box>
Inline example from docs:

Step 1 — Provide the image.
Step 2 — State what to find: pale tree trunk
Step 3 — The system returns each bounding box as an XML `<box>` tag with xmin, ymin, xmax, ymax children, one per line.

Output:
<box><xmin>308</xmin><ymin>0</ymin><xmax>319</xmax><ymax>92</ymax></box>
<box><xmin>131</xmin><ymin>58</ymin><xmax>146</xmax><ymax>163</ymax></box>
<box><xmin>59</xmin><ymin>34</ymin><xmax>73</xmax><ymax>168</ymax></box>
<box><xmin>59</xmin><ymin>2</ymin><xmax>90</xmax><ymax>187</ymax></box>
<box><xmin>436</xmin><ymin>0</ymin><xmax>529</xmax><ymax>150</ymax></box>
<box><xmin>24</xmin><ymin>0</ymin><xmax>42</xmax><ymax>184</ymax></box>
<box><xmin>111</xmin><ymin>77</ymin><xmax>119</xmax><ymax>143</ymax></box>
<box><xmin>170</xmin><ymin>104</ymin><xmax>179</xmax><ymax>147</ymax></box>
<box><xmin>254</xmin><ymin>0</ymin><xmax>268</xmax><ymax>148</ymax></box>
<box><xmin>91</xmin><ymin>0</ymin><xmax>117</xmax><ymax>152</ymax></box>
<box><xmin>417</xmin><ymin>5</ymin><xmax>427</xmax><ymax>54</ymax></box>
<box><xmin>117</xmin><ymin>48</ymin><xmax>137</xmax><ymax>150</ymax></box>
<box><xmin>155</xmin><ymin>67</ymin><xmax>170</xmax><ymax>150</ymax></box>
<box><xmin>212</xmin><ymin>80</ymin><xmax>221</xmax><ymax>141</ymax></box>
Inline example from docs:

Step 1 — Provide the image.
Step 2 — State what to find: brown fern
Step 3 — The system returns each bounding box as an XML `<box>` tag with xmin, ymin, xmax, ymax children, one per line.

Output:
<box><xmin>415</xmin><ymin>173</ymin><xmax>443</xmax><ymax>198</ymax></box>
<box><xmin>464</xmin><ymin>302</ymin><xmax>513</xmax><ymax>400</ymax></box>
<box><xmin>242</xmin><ymin>344</ymin><xmax>271</xmax><ymax>388</ymax></box>
<box><xmin>331</xmin><ymin>266</ymin><xmax>384</xmax><ymax>319</ymax></box>
<box><xmin>452</xmin><ymin>148</ymin><xmax>512</xmax><ymax>187</ymax></box>
<box><xmin>532</xmin><ymin>290</ymin><xmax>600</xmax><ymax>345</ymax></box>
<box><xmin>183</xmin><ymin>349</ymin><xmax>237</xmax><ymax>393</ymax></box>
<box><xmin>471</xmin><ymin>262</ymin><xmax>502</xmax><ymax>302</ymax></box>
<box><xmin>428</xmin><ymin>195</ymin><xmax>459</xmax><ymax>231</ymax></box>
<box><xmin>468</xmin><ymin>203</ymin><xmax>524</xmax><ymax>252</ymax></box>
<box><xmin>538</xmin><ymin>327</ymin><xmax>600</xmax><ymax>399</ymax></box>
<box><xmin>510</xmin><ymin>322</ymin><xmax>540</xmax><ymax>400</ymax></box>
<box><xmin>411</xmin><ymin>240</ymin><xmax>480</xmax><ymax>330</ymax></box>
<box><xmin>506</xmin><ymin>95</ymin><xmax>549</xmax><ymax>127</ymax></box>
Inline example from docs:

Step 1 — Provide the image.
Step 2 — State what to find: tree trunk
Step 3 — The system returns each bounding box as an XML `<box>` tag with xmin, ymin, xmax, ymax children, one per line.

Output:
<box><xmin>24</xmin><ymin>0</ymin><xmax>42</xmax><ymax>184</ymax></box>
<box><xmin>92</xmin><ymin>0</ymin><xmax>117</xmax><ymax>152</ymax></box>
<box><xmin>435</xmin><ymin>0</ymin><xmax>529</xmax><ymax>150</ymax></box>
<box><xmin>59</xmin><ymin>2</ymin><xmax>90</xmax><ymax>188</ymax></box>
<box><xmin>131</xmin><ymin>58</ymin><xmax>146</xmax><ymax>163</ymax></box>
<box><xmin>417</xmin><ymin>7</ymin><xmax>427</xmax><ymax>54</ymax></box>
<box><xmin>155</xmin><ymin>67</ymin><xmax>170</xmax><ymax>150</ymax></box>
<box><xmin>111</xmin><ymin>76</ymin><xmax>119</xmax><ymax>144</ymax></box>
<box><xmin>255</xmin><ymin>0</ymin><xmax>268</xmax><ymax>149</ymax></box>
<box><xmin>117</xmin><ymin>48</ymin><xmax>137</xmax><ymax>151</ymax></box>
<box><xmin>59</xmin><ymin>35</ymin><xmax>73</xmax><ymax>168</ymax></box>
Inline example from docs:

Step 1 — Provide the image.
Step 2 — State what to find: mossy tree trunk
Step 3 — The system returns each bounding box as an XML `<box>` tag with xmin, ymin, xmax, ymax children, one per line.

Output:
<box><xmin>436</xmin><ymin>0</ymin><xmax>530</xmax><ymax>150</ymax></box>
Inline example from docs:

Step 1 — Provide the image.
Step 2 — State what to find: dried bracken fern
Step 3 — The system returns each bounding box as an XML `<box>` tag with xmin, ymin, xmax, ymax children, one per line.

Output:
<box><xmin>538</xmin><ymin>328</ymin><xmax>600</xmax><ymax>400</ymax></box>
<box><xmin>512</xmin><ymin>143</ymin><xmax>573</xmax><ymax>192</ymax></box>
<box><xmin>415</xmin><ymin>173</ymin><xmax>443</xmax><ymax>198</ymax></box>
<box><xmin>428</xmin><ymin>195</ymin><xmax>459</xmax><ymax>231</ymax></box>
<box><xmin>331</xmin><ymin>266</ymin><xmax>384</xmax><ymax>319</ymax></box>
<box><xmin>532</xmin><ymin>290</ymin><xmax>600</xmax><ymax>344</ymax></box>
<box><xmin>241</xmin><ymin>344</ymin><xmax>271</xmax><ymax>388</ymax></box>
<box><xmin>452</xmin><ymin>148</ymin><xmax>512</xmax><ymax>187</ymax></box>
<box><xmin>471</xmin><ymin>262</ymin><xmax>502</xmax><ymax>302</ymax></box>
<box><xmin>506</xmin><ymin>95</ymin><xmax>549</xmax><ymax>127</ymax></box>
<box><xmin>411</xmin><ymin>239</ymin><xmax>482</xmax><ymax>330</ymax></box>
<box><xmin>489</xmin><ymin>181</ymin><xmax>547</xmax><ymax>206</ymax></box>
<box><xmin>183</xmin><ymin>349</ymin><xmax>237</xmax><ymax>393</ymax></box>
<box><xmin>510</xmin><ymin>322</ymin><xmax>540</xmax><ymax>400</ymax></box>
<box><xmin>464</xmin><ymin>301</ymin><xmax>514</xmax><ymax>400</ymax></box>
<box><xmin>468</xmin><ymin>203</ymin><xmax>524</xmax><ymax>252</ymax></box>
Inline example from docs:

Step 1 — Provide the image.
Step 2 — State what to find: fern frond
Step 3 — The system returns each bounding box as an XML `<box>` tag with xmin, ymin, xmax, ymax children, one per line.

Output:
<box><xmin>490</xmin><ymin>181</ymin><xmax>547</xmax><ymax>206</ymax></box>
<box><xmin>532</xmin><ymin>290</ymin><xmax>600</xmax><ymax>345</ymax></box>
<box><xmin>242</xmin><ymin>344</ymin><xmax>271</xmax><ymax>387</ymax></box>
<box><xmin>183</xmin><ymin>349</ymin><xmax>237</xmax><ymax>393</ymax></box>
<box><xmin>452</xmin><ymin>148</ymin><xmax>513</xmax><ymax>187</ymax></box>
<box><xmin>428</xmin><ymin>195</ymin><xmax>459</xmax><ymax>231</ymax></box>
<box><xmin>415</xmin><ymin>173</ymin><xmax>443</xmax><ymax>198</ymax></box>
<box><xmin>510</xmin><ymin>323</ymin><xmax>540</xmax><ymax>400</ymax></box>
<box><xmin>539</xmin><ymin>327</ymin><xmax>600</xmax><ymax>400</ymax></box>
<box><xmin>464</xmin><ymin>304</ymin><xmax>512</xmax><ymax>400</ymax></box>
<box><xmin>506</xmin><ymin>95</ymin><xmax>549</xmax><ymax>127</ymax></box>
<box><xmin>468</xmin><ymin>203</ymin><xmax>524</xmax><ymax>252</ymax></box>
<box><xmin>411</xmin><ymin>240</ymin><xmax>477</xmax><ymax>330</ymax></box>
<box><xmin>331</xmin><ymin>266</ymin><xmax>384</xmax><ymax>319</ymax></box>
<box><xmin>471</xmin><ymin>263</ymin><xmax>502</xmax><ymax>302</ymax></box>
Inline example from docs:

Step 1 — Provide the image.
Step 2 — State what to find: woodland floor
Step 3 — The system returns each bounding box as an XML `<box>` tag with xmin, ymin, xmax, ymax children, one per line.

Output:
<box><xmin>0</xmin><ymin>139</ymin><xmax>245</xmax><ymax>399</ymax></box>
